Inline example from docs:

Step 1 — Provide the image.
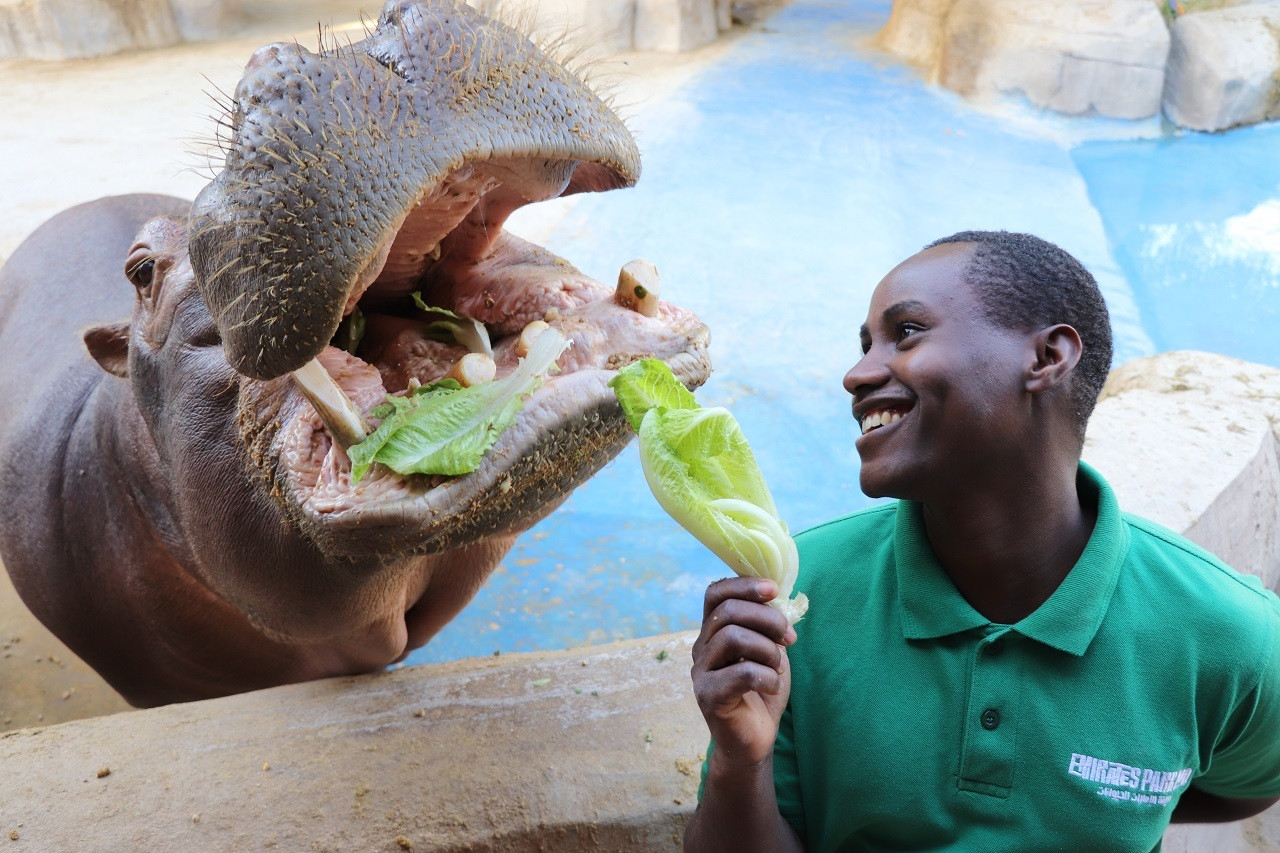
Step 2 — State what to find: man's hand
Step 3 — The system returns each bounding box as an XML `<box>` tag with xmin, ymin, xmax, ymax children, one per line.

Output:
<box><xmin>691</xmin><ymin>577</ymin><xmax>797</xmax><ymax>767</ymax></box>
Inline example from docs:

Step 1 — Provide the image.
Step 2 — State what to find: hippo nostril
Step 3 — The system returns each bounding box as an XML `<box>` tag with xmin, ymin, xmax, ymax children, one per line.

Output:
<box><xmin>243</xmin><ymin>42</ymin><xmax>315</xmax><ymax>74</ymax></box>
<box><xmin>244</xmin><ymin>44</ymin><xmax>282</xmax><ymax>73</ymax></box>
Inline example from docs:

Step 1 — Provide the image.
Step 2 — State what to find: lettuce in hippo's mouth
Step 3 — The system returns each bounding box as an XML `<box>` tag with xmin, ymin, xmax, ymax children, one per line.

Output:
<box><xmin>346</xmin><ymin>325</ymin><xmax>570</xmax><ymax>482</ymax></box>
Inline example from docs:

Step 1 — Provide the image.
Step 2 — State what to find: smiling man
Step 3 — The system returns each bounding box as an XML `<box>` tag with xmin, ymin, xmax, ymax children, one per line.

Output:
<box><xmin>683</xmin><ymin>232</ymin><xmax>1280</xmax><ymax>852</ymax></box>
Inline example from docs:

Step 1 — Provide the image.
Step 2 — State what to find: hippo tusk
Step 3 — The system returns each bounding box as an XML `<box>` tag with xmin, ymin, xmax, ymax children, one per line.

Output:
<box><xmin>615</xmin><ymin>259</ymin><xmax>660</xmax><ymax>317</ymax></box>
<box><xmin>443</xmin><ymin>352</ymin><xmax>497</xmax><ymax>388</ymax></box>
<box><xmin>290</xmin><ymin>359</ymin><xmax>369</xmax><ymax>451</ymax></box>
<box><xmin>514</xmin><ymin>320</ymin><xmax>550</xmax><ymax>358</ymax></box>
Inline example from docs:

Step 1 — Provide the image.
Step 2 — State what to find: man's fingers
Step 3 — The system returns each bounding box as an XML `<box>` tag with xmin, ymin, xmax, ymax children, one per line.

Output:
<box><xmin>699</xmin><ymin>594</ymin><xmax>792</xmax><ymax>648</ymax></box>
<box><xmin>697</xmin><ymin>622</ymin><xmax>786</xmax><ymax>674</ymax></box>
<box><xmin>695</xmin><ymin>661</ymin><xmax>785</xmax><ymax>710</ymax></box>
<box><xmin>703</xmin><ymin>576</ymin><xmax>778</xmax><ymax>620</ymax></box>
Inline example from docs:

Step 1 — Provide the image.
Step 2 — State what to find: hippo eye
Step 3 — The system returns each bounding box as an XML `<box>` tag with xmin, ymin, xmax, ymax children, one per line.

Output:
<box><xmin>127</xmin><ymin>258</ymin><xmax>156</xmax><ymax>288</ymax></box>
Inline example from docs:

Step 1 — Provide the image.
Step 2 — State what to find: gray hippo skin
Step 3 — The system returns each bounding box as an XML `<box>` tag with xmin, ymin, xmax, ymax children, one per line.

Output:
<box><xmin>0</xmin><ymin>0</ymin><xmax>709</xmax><ymax>707</ymax></box>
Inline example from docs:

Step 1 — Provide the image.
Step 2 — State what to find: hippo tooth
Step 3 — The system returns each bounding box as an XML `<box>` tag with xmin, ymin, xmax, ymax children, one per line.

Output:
<box><xmin>444</xmin><ymin>352</ymin><xmax>497</xmax><ymax>388</ymax></box>
<box><xmin>290</xmin><ymin>359</ymin><xmax>369</xmax><ymax>451</ymax></box>
<box><xmin>615</xmin><ymin>260</ymin><xmax>660</xmax><ymax>317</ymax></box>
<box><xmin>515</xmin><ymin>320</ymin><xmax>550</xmax><ymax>358</ymax></box>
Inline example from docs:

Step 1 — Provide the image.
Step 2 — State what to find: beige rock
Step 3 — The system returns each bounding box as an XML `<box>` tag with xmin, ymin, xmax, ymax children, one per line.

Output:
<box><xmin>877</xmin><ymin>0</ymin><xmax>955</xmax><ymax>69</ymax></box>
<box><xmin>879</xmin><ymin>0</ymin><xmax>1170</xmax><ymax>119</ymax></box>
<box><xmin>944</xmin><ymin>0</ymin><xmax>1170</xmax><ymax>118</ymax></box>
<box><xmin>0</xmin><ymin>0</ymin><xmax>177</xmax><ymax>60</ymax></box>
<box><xmin>169</xmin><ymin>0</ymin><xmax>242</xmax><ymax>41</ymax></box>
<box><xmin>635</xmin><ymin>0</ymin><xmax>718</xmax><ymax>52</ymax></box>
<box><xmin>469</xmin><ymin>0</ymin><xmax>638</xmax><ymax>54</ymax></box>
<box><xmin>716</xmin><ymin>0</ymin><xmax>732</xmax><ymax>32</ymax></box>
<box><xmin>1084</xmin><ymin>351</ymin><xmax>1280</xmax><ymax>589</ymax></box>
<box><xmin>1162</xmin><ymin>3</ymin><xmax>1280</xmax><ymax>131</ymax></box>
<box><xmin>0</xmin><ymin>0</ymin><xmax>241</xmax><ymax>60</ymax></box>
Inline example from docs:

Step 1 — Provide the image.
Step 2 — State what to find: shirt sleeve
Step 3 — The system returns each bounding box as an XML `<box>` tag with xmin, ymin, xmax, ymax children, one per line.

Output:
<box><xmin>1193</xmin><ymin>593</ymin><xmax>1280</xmax><ymax>799</ymax></box>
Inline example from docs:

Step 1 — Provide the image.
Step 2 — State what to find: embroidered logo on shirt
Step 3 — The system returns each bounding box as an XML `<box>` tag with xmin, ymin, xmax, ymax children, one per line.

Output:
<box><xmin>1067</xmin><ymin>753</ymin><xmax>1192</xmax><ymax>805</ymax></box>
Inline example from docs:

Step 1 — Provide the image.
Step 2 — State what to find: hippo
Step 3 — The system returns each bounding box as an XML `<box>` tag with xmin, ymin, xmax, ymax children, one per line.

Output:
<box><xmin>0</xmin><ymin>0</ymin><xmax>708</xmax><ymax>708</ymax></box>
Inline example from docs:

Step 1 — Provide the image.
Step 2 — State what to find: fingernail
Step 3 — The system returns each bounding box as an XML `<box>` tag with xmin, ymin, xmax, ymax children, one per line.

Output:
<box><xmin>784</xmin><ymin>627</ymin><xmax>797</xmax><ymax>645</ymax></box>
<box><xmin>757</xmin><ymin>581</ymin><xmax>776</xmax><ymax>597</ymax></box>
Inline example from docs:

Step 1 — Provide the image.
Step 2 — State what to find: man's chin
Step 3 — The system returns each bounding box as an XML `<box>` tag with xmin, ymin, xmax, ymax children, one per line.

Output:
<box><xmin>857</xmin><ymin>463</ymin><xmax>912</xmax><ymax>501</ymax></box>
<box><xmin>858</xmin><ymin>471</ymin><xmax>894</xmax><ymax>500</ymax></box>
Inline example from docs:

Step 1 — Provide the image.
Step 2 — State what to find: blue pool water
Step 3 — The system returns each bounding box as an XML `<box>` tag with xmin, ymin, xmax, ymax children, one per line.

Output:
<box><xmin>403</xmin><ymin>0</ymin><xmax>1280</xmax><ymax>665</ymax></box>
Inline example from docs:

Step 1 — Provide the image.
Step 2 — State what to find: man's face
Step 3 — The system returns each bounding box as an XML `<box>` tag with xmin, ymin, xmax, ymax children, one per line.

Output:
<box><xmin>844</xmin><ymin>242</ymin><xmax>1034</xmax><ymax>501</ymax></box>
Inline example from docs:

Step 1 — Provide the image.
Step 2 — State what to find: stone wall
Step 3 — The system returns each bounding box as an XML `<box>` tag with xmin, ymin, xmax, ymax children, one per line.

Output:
<box><xmin>0</xmin><ymin>0</ymin><xmax>243</xmax><ymax>60</ymax></box>
<box><xmin>0</xmin><ymin>0</ymin><xmax>773</xmax><ymax>61</ymax></box>
<box><xmin>2</xmin><ymin>350</ymin><xmax>1279</xmax><ymax>849</ymax></box>
<box><xmin>879</xmin><ymin>0</ymin><xmax>1280</xmax><ymax>132</ymax></box>
<box><xmin>466</xmin><ymin>0</ymin><xmax>770</xmax><ymax>55</ymax></box>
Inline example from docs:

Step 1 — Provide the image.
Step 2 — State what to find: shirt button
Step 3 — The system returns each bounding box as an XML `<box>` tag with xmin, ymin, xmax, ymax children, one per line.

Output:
<box><xmin>986</xmin><ymin>638</ymin><xmax>1005</xmax><ymax>655</ymax></box>
<box><xmin>981</xmin><ymin>708</ymin><xmax>1001</xmax><ymax>730</ymax></box>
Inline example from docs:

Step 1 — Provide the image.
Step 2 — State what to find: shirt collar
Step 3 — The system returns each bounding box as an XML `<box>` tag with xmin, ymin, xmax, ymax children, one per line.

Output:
<box><xmin>895</xmin><ymin>462</ymin><xmax>1128</xmax><ymax>656</ymax></box>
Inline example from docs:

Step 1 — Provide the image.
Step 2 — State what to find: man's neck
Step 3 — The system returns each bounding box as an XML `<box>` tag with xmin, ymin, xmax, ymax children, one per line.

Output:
<box><xmin>919</xmin><ymin>460</ymin><xmax>1096</xmax><ymax>625</ymax></box>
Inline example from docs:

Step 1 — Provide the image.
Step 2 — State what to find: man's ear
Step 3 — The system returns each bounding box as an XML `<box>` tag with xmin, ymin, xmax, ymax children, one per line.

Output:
<box><xmin>83</xmin><ymin>322</ymin><xmax>131</xmax><ymax>378</ymax></box>
<box><xmin>1026</xmin><ymin>324</ymin><xmax>1082</xmax><ymax>395</ymax></box>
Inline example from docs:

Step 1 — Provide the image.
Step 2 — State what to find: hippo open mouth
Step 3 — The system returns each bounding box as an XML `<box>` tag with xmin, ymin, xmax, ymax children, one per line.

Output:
<box><xmin>188</xmin><ymin>0</ymin><xmax>709</xmax><ymax>556</ymax></box>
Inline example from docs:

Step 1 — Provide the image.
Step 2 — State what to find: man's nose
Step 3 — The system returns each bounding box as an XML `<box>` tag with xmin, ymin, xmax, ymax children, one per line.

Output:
<box><xmin>842</xmin><ymin>350</ymin><xmax>890</xmax><ymax>397</ymax></box>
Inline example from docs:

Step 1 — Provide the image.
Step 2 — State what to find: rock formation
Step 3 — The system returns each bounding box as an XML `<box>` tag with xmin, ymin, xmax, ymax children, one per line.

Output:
<box><xmin>880</xmin><ymin>0</ymin><xmax>1280</xmax><ymax>132</ymax></box>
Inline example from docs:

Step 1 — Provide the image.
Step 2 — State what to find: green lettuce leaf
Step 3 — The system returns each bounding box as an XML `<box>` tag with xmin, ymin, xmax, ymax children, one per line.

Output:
<box><xmin>411</xmin><ymin>292</ymin><xmax>492</xmax><ymax>356</ymax></box>
<box><xmin>610</xmin><ymin>356</ymin><xmax>699</xmax><ymax>430</ymax></box>
<box><xmin>348</xmin><ymin>328</ymin><xmax>569</xmax><ymax>483</ymax></box>
<box><xmin>608</xmin><ymin>359</ymin><xmax>808</xmax><ymax>624</ymax></box>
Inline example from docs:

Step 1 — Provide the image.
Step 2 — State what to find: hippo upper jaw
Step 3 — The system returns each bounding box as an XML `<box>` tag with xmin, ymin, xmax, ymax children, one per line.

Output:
<box><xmin>189</xmin><ymin>0</ymin><xmax>642</xmax><ymax>381</ymax></box>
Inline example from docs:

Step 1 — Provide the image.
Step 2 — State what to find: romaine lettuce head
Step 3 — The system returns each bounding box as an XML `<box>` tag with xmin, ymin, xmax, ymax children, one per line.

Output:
<box><xmin>610</xmin><ymin>359</ymin><xmax>808</xmax><ymax>624</ymax></box>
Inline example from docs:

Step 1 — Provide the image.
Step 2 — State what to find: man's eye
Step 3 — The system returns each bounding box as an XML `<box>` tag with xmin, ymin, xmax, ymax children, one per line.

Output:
<box><xmin>897</xmin><ymin>321</ymin><xmax>931</xmax><ymax>343</ymax></box>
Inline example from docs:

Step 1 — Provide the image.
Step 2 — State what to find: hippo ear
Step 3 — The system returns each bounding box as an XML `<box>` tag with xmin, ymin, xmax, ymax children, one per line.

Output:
<box><xmin>83</xmin><ymin>322</ymin><xmax>131</xmax><ymax>378</ymax></box>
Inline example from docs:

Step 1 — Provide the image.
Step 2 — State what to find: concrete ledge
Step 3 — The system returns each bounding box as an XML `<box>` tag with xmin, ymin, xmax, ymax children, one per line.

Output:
<box><xmin>0</xmin><ymin>634</ymin><xmax>707</xmax><ymax>850</ymax></box>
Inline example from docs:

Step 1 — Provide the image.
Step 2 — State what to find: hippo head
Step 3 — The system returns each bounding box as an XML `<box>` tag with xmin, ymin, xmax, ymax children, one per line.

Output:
<box><xmin>168</xmin><ymin>0</ymin><xmax>708</xmax><ymax>559</ymax></box>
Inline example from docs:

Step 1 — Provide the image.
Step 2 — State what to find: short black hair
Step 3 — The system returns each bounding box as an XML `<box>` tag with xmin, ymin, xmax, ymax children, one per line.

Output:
<box><xmin>924</xmin><ymin>231</ymin><xmax>1113</xmax><ymax>442</ymax></box>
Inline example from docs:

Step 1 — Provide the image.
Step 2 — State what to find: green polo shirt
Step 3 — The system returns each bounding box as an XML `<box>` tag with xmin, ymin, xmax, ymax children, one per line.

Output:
<box><xmin>700</xmin><ymin>463</ymin><xmax>1280</xmax><ymax>852</ymax></box>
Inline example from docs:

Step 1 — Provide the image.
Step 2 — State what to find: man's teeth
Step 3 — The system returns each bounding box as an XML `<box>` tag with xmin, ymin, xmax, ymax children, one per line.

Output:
<box><xmin>615</xmin><ymin>259</ymin><xmax>660</xmax><ymax>317</ymax></box>
<box><xmin>861</xmin><ymin>410</ymin><xmax>904</xmax><ymax>435</ymax></box>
